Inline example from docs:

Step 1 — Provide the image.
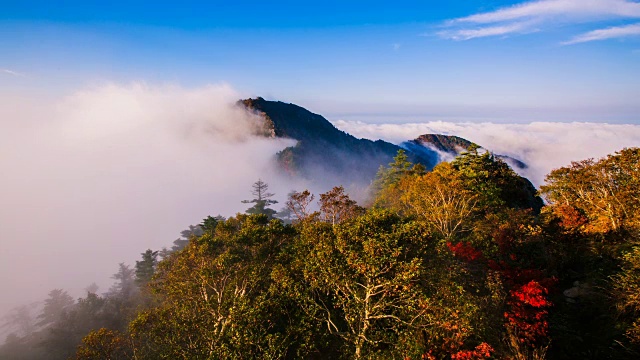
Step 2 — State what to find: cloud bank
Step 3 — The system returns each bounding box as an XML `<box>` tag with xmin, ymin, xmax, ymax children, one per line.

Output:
<box><xmin>332</xmin><ymin>119</ymin><xmax>640</xmax><ymax>187</ymax></box>
<box><xmin>439</xmin><ymin>0</ymin><xmax>640</xmax><ymax>44</ymax></box>
<box><xmin>0</xmin><ymin>83</ymin><xmax>296</xmax><ymax>315</ymax></box>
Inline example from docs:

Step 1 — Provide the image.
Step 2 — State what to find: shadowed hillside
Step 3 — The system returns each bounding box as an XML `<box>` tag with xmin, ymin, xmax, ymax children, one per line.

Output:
<box><xmin>240</xmin><ymin>97</ymin><xmax>418</xmax><ymax>185</ymax></box>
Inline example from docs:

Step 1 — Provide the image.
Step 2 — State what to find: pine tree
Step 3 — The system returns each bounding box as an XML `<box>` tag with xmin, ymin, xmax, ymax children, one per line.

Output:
<box><xmin>135</xmin><ymin>249</ymin><xmax>159</xmax><ymax>286</ymax></box>
<box><xmin>242</xmin><ymin>179</ymin><xmax>278</xmax><ymax>219</ymax></box>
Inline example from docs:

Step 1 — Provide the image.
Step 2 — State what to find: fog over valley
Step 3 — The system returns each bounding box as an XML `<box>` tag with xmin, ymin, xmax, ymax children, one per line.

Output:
<box><xmin>0</xmin><ymin>83</ymin><xmax>302</xmax><ymax>317</ymax></box>
<box><xmin>333</xmin><ymin>119</ymin><xmax>640</xmax><ymax>187</ymax></box>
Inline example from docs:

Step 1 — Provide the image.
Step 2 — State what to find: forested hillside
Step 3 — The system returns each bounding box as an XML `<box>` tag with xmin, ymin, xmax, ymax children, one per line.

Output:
<box><xmin>2</xmin><ymin>148</ymin><xmax>639</xmax><ymax>359</ymax></box>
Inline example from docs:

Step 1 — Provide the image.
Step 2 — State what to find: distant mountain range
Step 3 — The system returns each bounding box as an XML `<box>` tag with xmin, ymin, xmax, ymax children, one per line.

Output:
<box><xmin>240</xmin><ymin>97</ymin><xmax>527</xmax><ymax>184</ymax></box>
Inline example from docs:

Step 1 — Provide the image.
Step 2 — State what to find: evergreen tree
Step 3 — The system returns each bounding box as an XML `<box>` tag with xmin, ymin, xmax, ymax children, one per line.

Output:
<box><xmin>37</xmin><ymin>289</ymin><xmax>74</xmax><ymax>327</ymax></box>
<box><xmin>242</xmin><ymin>179</ymin><xmax>278</xmax><ymax>219</ymax></box>
<box><xmin>135</xmin><ymin>249</ymin><xmax>158</xmax><ymax>286</ymax></box>
<box><xmin>201</xmin><ymin>215</ymin><xmax>225</xmax><ymax>235</ymax></box>
<box><xmin>108</xmin><ymin>263</ymin><xmax>137</xmax><ymax>300</ymax></box>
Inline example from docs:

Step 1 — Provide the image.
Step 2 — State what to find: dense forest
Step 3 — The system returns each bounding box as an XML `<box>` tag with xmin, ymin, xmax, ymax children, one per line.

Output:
<box><xmin>2</xmin><ymin>147</ymin><xmax>640</xmax><ymax>359</ymax></box>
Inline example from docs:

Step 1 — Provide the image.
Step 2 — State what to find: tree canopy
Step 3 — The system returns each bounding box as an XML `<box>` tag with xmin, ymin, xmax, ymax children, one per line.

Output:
<box><xmin>3</xmin><ymin>147</ymin><xmax>640</xmax><ymax>360</ymax></box>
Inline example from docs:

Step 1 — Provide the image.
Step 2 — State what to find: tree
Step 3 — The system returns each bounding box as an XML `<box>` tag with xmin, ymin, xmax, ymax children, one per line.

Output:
<box><xmin>128</xmin><ymin>214</ymin><xmax>308</xmax><ymax>359</ymax></box>
<box><xmin>451</xmin><ymin>147</ymin><xmax>542</xmax><ymax>213</ymax></box>
<box><xmin>298</xmin><ymin>210</ymin><xmax>430</xmax><ymax>359</ymax></box>
<box><xmin>171</xmin><ymin>224</ymin><xmax>204</xmax><ymax>253</ymax></box>
<box><xmin>318</xmin><ymin>186</ymin><xmax>363</xmax><ymax>225</ymax></box>
<box><xmin>371</xmin><ymin>149</ymin><xmax>425</xmax><ymax>207</ymax></box>
<box><xmin>541</xmin><ymin>147</ymin><xmax>640</xmax><ymax>234</ymax></box>
<box><xmin>108</xmin><ymin>264</ymin><xmax>137</xmax><ymax>300</ymax></box>
<box><xmin>398</xmin><ymin>162</ymin><xmax>478</xmax><ymax>240</ymax></box>
<box><xmin>242</xmin><ymin>179</ymin><xmax>279</xmax><ymax>219</ymax></box>
<box><xmin>201</xmin><ymin>215</ymin><xmax>225</xmax><ymax>235</ymax></box>
<box><xmin>286</xmin><ymin>190</ymin><xmax>315</xmax><ymax>221</ymax></box>
<box><xmin>2</xmin><ymin>304</ymin><xmax>37</xmax><ymax>337</ymax></box>
<box><xmin>37</xmin><ymin>289</ymin><xmax>74</xmax><ymax>327</ymax></box>
<box><xmin>76</xmin><ymin>328</ymin><xmax>131</xmax><ymax>360</ymax></box>
<box><xmin>613</xmin><ymin>245</ymin><xmax>640</xmax><ymax>346</ymax></box>
<box><xmin>135</xmin><ymin>249</ymin><xmax>158</xmax><ymax>286</ymax></box>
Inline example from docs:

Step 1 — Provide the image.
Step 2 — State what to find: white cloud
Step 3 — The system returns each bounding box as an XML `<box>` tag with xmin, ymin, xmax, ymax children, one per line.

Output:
<box><xmin>0</xmin><ymin>83</ymin><xmax>298</xmax><ymax>315</ymax></box>
<box><xmin>439</xmin><ymin>21</ymin><xmax>533</xmax><ymax>40</ymax></box>
<box><xmin>332</xmin><ymin>119</ymin><xmax>640</xmax><ymax>188</ymax></box>
<box><xmin>440</xmin><ymin>0</ymin><xmax>640</xmax><ymax>42</ymax></box>
<box><xmin>1</xmin><ymin>68</ymin><xmax>24</xmax><ymax>77</ymax></box>
<box><xmin>563</xmin><ymin>22</ymin><xmax>640</xmax><ymax>43</ymax></box>
<box><xmin>455</xmin><ymin>0</ymin><xmax>640</xmax><ymax>24</ymax></box>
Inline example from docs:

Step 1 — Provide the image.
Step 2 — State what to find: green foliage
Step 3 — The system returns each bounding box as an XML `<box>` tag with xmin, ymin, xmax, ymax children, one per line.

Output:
<box><xmin>7</xmin><ymin>146</ymin><xmax>640</xmax><ymax>360</ymax></box>
<box><xmin>540</xmin><ymin>147</ymin><xmax>640</xmax><ymax>359</ymax></box>
<box><xmin>135</xmin><ymin>249</ymin><xmax>158</xmax><ymax>286</ymax></box>
<box><xmin>242</xmin><ymin>179</ymin><xmax>279</xmax><ymax>219</ymax></box>
<box><xmin>371</xmin><ymin>149</ymin><xmax>426</xmax><ymax>208</ymax></box>
<box><xmin>128</xmin><ymin>214</ymin><xmax>311</xmax><ymax>359</ymax></box>
<box><xmin>75</xmin><ymin>328</ymin><xmax>131</xmax><ymax>360</ymax></box>
<box><xmin>295</xmin><ymin>210</ymin><xmax>427</xmax><ymax>358</ymax></box>
<box><xmin>452</xmin><ymin>147</ymin><xmax>542</xmax><ymax>213</ymax></box>
<box><xmin>614</xmin><ymin>244</ymin><xmax>640</xmax><ymax>345</ymax></box>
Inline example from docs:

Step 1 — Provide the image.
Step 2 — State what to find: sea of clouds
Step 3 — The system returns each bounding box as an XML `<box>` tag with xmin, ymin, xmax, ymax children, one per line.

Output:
<box><xmin>332</xmin><ymin>119</ymin><xmax>640</xmax><ymax>187</ymax></box>
<box><xmin>0</xmin><ymin>83</ymin><xmax>301</xmax><ymax>316</ymax></box>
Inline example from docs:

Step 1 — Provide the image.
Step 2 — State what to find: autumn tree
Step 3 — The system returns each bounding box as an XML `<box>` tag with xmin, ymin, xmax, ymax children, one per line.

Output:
<box><xmin>319</xmin><ymin>186</ymin><xmax>363</xmax><ymax>225</ymax></box>
<box><xmin>539</xmin><ymin>148</ymin><xmax>640</xmax><ymax>358</ymax></box>
<box><xmin>541</xmin><ymin>147</ymin><xmax>640</xmax><ymax>234</ymax></box>
<box><xmin>286</xmin><ymin>189</ymin><xmax>315</xmax><ymax>221</ymax></box>
<box><xmin>75</xmin><ymin>328</ymin><xmax>131</xmax><ymax>360</ymax></box>
<box><xmin>398</xmin><ymin>162</ymin><xmax>478</xmax><ymax>240</ymax></box>
<box><xmin>297</xmin><ymin>210</ymin><xmax>428</xmax><ymax>358</ymax></box>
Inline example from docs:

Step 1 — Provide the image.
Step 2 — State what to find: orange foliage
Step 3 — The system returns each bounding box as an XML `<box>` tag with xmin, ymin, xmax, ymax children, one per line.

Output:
<box><xmin>451</xmin><ymin>342</ymin><xmax>494</xmax><ymax>360</ymax></box>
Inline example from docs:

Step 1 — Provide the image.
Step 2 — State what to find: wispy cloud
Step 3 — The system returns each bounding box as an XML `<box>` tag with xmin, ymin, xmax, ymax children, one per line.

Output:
<box><xmin>1</xmin><ymin>68</ymin><xmax>25</xmax><ymax>77</ymax></box>
<box><xmin>439</xmin><ymin>21</ymin><xmax>534</xmax><ymax>40</ymax></box>
<box><xmin>454</xmin><ymin>0</ymin><xmax>640</xmax><ymax>24</ymax></box>
<box><xmin>563</xmin><ymin>22</ymin><xmax>640</xmax><ymax>43</ymax></box>
<box><xmin>439</xmin><ymin>0</ymin><xmax>640</xmax><ymax>44</ymax></box>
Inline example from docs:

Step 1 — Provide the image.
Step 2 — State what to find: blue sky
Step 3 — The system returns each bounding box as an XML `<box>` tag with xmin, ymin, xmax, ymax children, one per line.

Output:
<box><xmin>2</xmin><ymin>0</ymin><xmax>640</xmax><ymax>123</ymax></box>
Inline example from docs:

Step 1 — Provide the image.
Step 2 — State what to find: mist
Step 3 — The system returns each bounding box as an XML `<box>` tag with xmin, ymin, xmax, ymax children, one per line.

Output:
<box><xmin>332</xmin><ymin>120</ymin><xmax>640</xmax><ymax>187</ymax></box>
<box><xmin>0</xmin><ymin>83</ymin><xmax>298</xmax><ymax>318</ymax></box>
<box><xmin>3</xmin><ymin>84</ymin><xmax>639</xmax><ymax>337</ymax></box>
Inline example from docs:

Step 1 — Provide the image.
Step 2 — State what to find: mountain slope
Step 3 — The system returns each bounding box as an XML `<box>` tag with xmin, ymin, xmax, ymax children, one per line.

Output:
<box><xmin>403</xmin><ymin>133</ymin><xmax>527</xmax><ymax>170</ymax></box>
<box><xmin>240</xmin><ymin>98</ymin><xmax>529</xmax><ymax>189</ymax></box>
<box><xmin>240</xmin><ymin>98</ymin><xmax>417</xmax><ymax>185</ymax></box>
